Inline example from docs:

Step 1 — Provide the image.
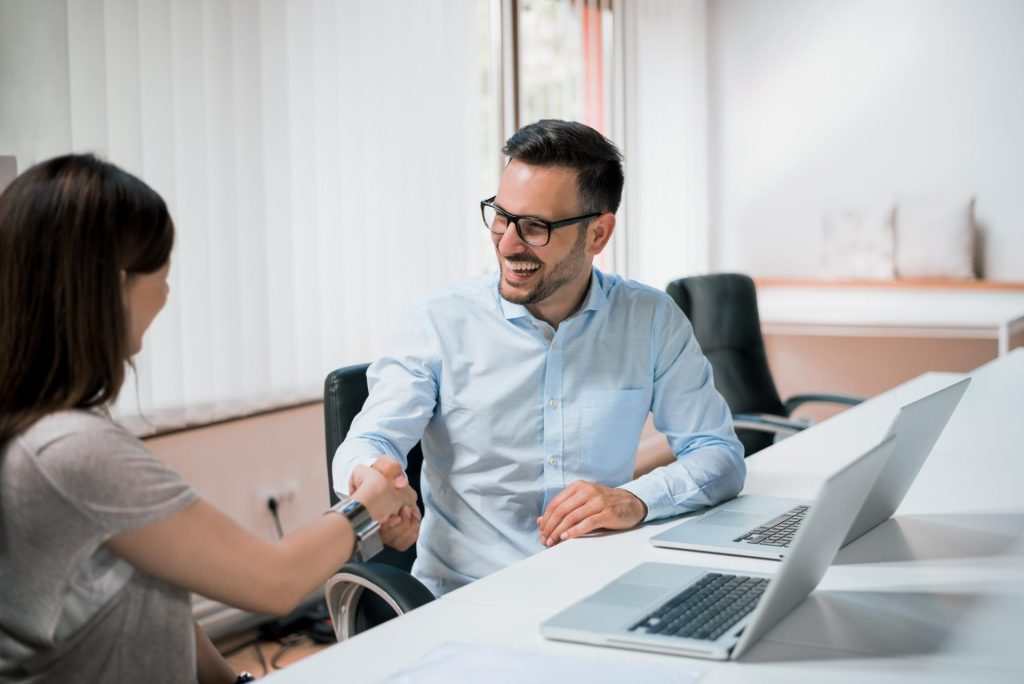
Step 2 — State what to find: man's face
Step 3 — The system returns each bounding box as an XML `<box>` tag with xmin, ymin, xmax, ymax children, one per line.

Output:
<box><xmin>491</xmin><ymin>160</ymin><xmax>592</xmax><ymax>307</ymax></box>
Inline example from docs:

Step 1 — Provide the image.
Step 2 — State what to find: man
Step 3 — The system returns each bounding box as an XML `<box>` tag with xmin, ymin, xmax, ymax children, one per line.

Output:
<box><xmin>334</xmin><ymin>120</ymin><xmax>744</xmax><ymax>596</ymax></box>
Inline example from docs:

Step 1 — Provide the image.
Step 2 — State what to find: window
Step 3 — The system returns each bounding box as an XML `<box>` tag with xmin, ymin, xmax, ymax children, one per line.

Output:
<box><xmin>516</xmin><ymin>0</ymin><xmax>618</xmax><ymax>271</ymax></box>
<box><xmin>518</xmin><ymin>0</ymin><xmax>614</xmax><ymax>134</ymax></box>
<box><xmin>2</xmin><ymin>0</ymin><xmax>711</xmax><ymax>433</ymax></box>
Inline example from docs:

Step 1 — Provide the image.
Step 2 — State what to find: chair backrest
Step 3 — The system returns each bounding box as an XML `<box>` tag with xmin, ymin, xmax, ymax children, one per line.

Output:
<box><xmin>665</xmin><ymin>273</ymin><xmax>786</xmax><ymax>456</ymax></box>
<box><xmin>324</xmin><ymin>363</ymin><xmax>424</xmax><ymax>571</ymax></box>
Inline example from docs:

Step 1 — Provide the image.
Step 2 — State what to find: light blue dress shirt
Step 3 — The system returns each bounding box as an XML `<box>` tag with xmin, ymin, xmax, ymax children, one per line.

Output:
<box><xmin>333</xmin><ymin>268</ymin><xmax>745</xmax><ymax>596</ymax></box>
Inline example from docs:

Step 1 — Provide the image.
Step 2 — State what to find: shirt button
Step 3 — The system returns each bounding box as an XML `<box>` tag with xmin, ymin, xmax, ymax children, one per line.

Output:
<box><xmin>548</xmin><ymin>399</ymin><xmax>558</xmax><ymax>409</ymax></box>
<box><xmin>551</xmin><ymin>342</ymin><xmax>557</xmax><ymax>351</ymax></box>
<box><xmin>548</xmin><ymin>456</ymin><xmax>557</xmax><ymax>465</ymax></box>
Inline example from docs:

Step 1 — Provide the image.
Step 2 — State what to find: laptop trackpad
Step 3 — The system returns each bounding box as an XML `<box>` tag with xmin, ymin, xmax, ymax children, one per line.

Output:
<box><xmin>699</xmin><ymin>510</ymin><xmax>769</xmax><ymax>528</ymax></box>
<box><xmin>589</xmin><ymin>582</ymin><xmax>668</xmax><ymax>607</ymax></box>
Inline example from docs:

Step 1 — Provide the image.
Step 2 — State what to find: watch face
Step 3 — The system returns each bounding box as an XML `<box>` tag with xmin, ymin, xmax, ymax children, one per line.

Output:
<box><xmin>340</xmin><ymin>499</ymin><xmax>364</xmax><ymax>516</ymax></box>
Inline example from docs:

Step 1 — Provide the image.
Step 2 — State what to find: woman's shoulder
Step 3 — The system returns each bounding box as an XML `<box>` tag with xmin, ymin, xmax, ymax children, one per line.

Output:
<box><xmin>20</xmin><ymin>408</ymin><xmax>139</xmax><ymax>455</ymax></box>
<box><xmin>14</xmin><ymin>409</ymin><xmax>157</xmax><ymax>490</ymax></box>
<box><xmin>12</xmin><ymin>408</ymin><xmax>196</xmax><ymax>526</ymax></box>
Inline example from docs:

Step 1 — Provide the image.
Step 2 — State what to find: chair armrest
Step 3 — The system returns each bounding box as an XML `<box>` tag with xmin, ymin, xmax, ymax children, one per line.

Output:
<box><xmin>732</xmin><ymin>412</ymin><xmax>809</xmax><ymax>436</ymax></box>
<box><xmin>783</xmin><ymin>393</ymin><xmax>863</xmax><ymax>415</ymax></box>
<box><xmin>324</xmin><ymin>562</ymin><xmax>436</xmax><ymax>641</ymax></box>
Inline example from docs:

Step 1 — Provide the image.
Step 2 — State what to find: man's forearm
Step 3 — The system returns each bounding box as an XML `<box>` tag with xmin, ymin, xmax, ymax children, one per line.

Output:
<box><xmin>332</xmin><ymin>437</ymin><xmax>389</xmax><ymax>496</ymax></box>
<box><xmin>619</xmin><ymin>443</ymin><xmax>745</xmax><ymax>521</ymax></box>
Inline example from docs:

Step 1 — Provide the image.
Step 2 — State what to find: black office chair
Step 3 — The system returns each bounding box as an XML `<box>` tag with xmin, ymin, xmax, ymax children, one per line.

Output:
<box><xmin>666</xmin><ymin>273</ymin><xmax>863</xmax><ymax>456</ymax></box>
<box><xmin>322</xmin><ymin>363</ymin><xmax>435</xmax><ymax>641</ymax></box>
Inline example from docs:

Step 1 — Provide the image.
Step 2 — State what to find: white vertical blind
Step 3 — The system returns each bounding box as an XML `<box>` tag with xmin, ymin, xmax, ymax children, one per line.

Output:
<box><xmin>618</xmin><ymin>0</ymin><xmax>710</xmax><ymax>290</ymax></box>
<box><xmin>59</xmin><ymin>0</ymin><xmax>493</xmax><ymax>432</ymax></box>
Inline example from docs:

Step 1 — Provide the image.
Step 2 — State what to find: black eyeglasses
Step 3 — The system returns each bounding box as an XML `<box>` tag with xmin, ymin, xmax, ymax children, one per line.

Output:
<box><xmin>480</xmin><ymin>196</ymin><xmax>601</xmax><ymax>247</ymax></box>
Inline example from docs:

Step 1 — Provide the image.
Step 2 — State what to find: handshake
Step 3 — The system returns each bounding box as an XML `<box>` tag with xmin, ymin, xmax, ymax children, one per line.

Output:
<box><xmin>348</xmin><ymin>455</ymin><xmax>421</xmax><ymax>551</ymax></box>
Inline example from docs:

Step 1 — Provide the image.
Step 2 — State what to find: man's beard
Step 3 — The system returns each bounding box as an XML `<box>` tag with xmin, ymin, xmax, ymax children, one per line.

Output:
<box><xmin>499</xmin><ymin>228</ymin><xmax>588</xmax><ymax>306</ymax></box>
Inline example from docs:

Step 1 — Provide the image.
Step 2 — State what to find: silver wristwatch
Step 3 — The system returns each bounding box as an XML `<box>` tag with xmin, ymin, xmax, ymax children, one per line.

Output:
<box><xmin>328</xmin><ymin>498</ymin><xmax>383</xmax><ymax>562</ymax></box>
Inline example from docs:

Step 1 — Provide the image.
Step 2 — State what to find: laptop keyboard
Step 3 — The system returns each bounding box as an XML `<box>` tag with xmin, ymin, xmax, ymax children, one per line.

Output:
<box><xmin>629</xmin><ymin>573</ymin><xmax>768</xmax><ymax>641</ymax></box>
<box><xmin>734</xmin><ymin>505</ymin><xmax>810</xmax><ymax>547</ymax></box>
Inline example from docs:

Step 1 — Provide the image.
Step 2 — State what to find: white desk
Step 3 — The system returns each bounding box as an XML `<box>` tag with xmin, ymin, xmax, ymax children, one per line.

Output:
<box><xmin>267</xmin><ymin>350</ymin><xmax>1024</xmax><ymax>683</ymax></box>
<box><xmin>757</xmin><ymin>285</ymin><xmax>1024</xmax><ymax>356</ymax></box>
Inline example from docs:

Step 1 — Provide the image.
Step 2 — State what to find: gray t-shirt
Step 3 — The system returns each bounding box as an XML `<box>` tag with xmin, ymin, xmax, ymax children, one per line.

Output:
<box><xmin>0</xmin><ymin>410</ymin><xmax>199</xmax><ymax>683</ymax></box>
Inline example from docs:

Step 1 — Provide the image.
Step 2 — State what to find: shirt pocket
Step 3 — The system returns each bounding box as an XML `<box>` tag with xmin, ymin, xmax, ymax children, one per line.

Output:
<box><xmin>580</xmin><ymin>389</ymin><xmax>649</xmax><ymax>483</ymax></box>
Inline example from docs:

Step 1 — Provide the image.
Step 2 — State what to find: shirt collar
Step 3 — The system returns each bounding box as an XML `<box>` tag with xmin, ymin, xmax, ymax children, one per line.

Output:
<box><xmin>578</xmin><ymin>268</ymin><xmax>609</xmax><ymax>314</ymax></box>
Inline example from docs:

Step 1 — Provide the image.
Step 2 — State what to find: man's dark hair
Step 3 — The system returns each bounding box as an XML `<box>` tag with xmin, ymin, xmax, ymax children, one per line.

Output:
<box><xmin>502</xmin><ymin>119</ymin><xmax>624</xmax><ymax>215</ymax></box>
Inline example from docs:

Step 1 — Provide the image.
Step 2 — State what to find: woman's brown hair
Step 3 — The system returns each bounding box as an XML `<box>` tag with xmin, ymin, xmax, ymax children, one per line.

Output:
<box><xmin>0</xmin><ymin>154</ymin><xmax>174</xmax><ymax>443</ymax></box>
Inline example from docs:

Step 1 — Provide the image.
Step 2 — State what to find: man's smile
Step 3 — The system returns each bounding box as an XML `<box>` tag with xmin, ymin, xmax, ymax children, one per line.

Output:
<box><xmin>503</xmin><ymin>258</ymin><xmax>541</xmax><ymax>284</ymax></box>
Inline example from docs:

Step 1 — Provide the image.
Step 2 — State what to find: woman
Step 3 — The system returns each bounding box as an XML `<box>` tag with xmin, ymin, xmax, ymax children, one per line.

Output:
<box><xmin>0</xmin><ymin>154</ymin><xmax>417</xmax><ymax>683</ymax></box>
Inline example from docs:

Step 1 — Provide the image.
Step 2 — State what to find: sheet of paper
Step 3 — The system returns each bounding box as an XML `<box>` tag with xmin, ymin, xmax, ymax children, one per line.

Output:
<box><xmin>383</xmin><ymin>642</ymin><xmax>704</xmax><ymax>684</ymax></box>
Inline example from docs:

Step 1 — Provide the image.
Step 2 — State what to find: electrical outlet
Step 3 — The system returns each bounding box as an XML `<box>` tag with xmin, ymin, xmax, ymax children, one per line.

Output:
<box><xmin>279</xmin><ymin>479</ymin><xmax>299</xmax><ymax>505</ymax></box>
<box><xmin>262</xmin><ymin>479</ymin><xmax>300</xmax><ymax>508</ymax></box>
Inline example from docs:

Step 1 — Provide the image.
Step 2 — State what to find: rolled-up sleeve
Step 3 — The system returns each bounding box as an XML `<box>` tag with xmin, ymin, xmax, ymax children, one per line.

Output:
<box><xmin>617</xmin><ymin>302</ymin><xmax>745</xmax><ymax>520</ymax></box>
<box><xmin>332</xmin><ymin>309</ymin><xmax>441</xmax><ymax>497</ymax></box>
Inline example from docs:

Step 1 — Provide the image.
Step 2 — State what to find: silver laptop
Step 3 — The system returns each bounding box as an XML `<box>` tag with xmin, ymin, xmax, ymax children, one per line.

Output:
<box><xmin>649</xmin><ymin>378</ymin><xmax>970</xmax><ymax>560</ymax></box>
<box><xmin>540</xmin><ymin>435</ymin><xmax>894</xmax><ymax>660</ymax></box>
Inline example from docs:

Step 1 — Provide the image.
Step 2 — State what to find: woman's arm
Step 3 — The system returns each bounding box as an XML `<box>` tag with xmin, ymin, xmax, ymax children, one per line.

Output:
<box><xmin>106</xmin><ymin>462</ymin><xmax>414</xmax><ymax>616</ymax></box>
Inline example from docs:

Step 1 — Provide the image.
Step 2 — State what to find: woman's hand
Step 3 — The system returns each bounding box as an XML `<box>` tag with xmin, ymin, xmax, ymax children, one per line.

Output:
<box><xmin>350</xmin><ymin>457</ymin><xmax>418</xmax><ymax>524</ymax></box>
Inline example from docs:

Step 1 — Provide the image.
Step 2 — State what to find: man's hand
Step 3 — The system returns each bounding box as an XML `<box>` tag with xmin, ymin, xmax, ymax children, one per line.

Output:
<box><xmin>536</xmin><ymin>480</ymin><xmax>647</xmax><ymax>547</ymax></box>
<box><xmin>365</xmin><ymin>456</ymin><xmax>421</xmax><ymax>551</ymax></box>
<box><xmin>380</xmin><ymin>504</ymin><xmax>420</xmax><ymax>551</ymax></box>
<box><xmin>349</xmin><ymin>456</ymin><xmax>418</xmax><ymax>525</ymax></box>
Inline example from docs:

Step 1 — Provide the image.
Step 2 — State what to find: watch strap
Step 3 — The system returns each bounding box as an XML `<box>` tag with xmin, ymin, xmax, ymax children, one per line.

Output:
<box><xmin>329</xmin><ymin>498</ymin><xmax>383</xmax><ymax>562</ymax></box>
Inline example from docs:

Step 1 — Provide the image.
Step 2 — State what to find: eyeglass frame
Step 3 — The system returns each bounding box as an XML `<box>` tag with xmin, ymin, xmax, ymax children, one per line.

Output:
<box><xmin>480</xmin><ymin>196</ymin><xmax>602</xmax><ymax>247</ymax></box>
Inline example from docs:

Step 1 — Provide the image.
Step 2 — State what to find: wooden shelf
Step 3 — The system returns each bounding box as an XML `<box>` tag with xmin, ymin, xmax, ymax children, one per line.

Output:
<box><xmin>752</xmin><ymin>282</ymin><xmax>1024</xmax><ymax>355</ymax></box>
<box><xmin>755</xmin><ymin>278</ymin><xmax>1024</xmax><ymax>291</ymax></box>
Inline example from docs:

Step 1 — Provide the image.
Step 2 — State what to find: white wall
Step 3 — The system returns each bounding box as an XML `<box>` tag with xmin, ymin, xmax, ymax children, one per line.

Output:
<box><xmin>0</xmin><ymin>0</ymin><xmax>71</xmax><ymax>162</ymax></box>
<box><xmin>145</xmin><ymin>404</ymin><xmax>327</xmax><ymax>637</ymax></box>
<box><xmin>708</xmin><ymin>0</ymin><xmax>1024</xmax><ymax>280</ymax></box>
<box><xmin>146</xmin><ymin>404</ymin><xmax>328</xmax><ymax>541</ymax></box>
